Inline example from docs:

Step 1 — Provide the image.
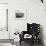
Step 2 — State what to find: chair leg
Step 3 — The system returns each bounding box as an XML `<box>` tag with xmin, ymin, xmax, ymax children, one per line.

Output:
<box><xmin>30</xmin><ymin>39</ymin><xmax>34</xmax><ymax>46</ymax></box>
<box><xmin>30</xmin><ymin>42</ymin><xmax>34</xmax><ymax>46</ymax></box>
<box><xmin>20</xmin><ymin>41</ymin><xmax>21</xmax><ymax>45</ymax></box>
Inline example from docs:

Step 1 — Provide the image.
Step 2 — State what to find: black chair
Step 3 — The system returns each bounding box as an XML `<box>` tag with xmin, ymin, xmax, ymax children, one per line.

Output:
<box><xmin>19</xmin><ymin>23</ymin><xmax>40</xmax><ymax>46</ymax></box>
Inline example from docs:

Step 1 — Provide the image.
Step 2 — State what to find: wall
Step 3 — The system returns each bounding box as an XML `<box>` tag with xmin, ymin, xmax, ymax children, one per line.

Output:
<box><xmin>8</xmin><ymin>0</ymin><xmax>46</xmax><ymax>46</ymax></box>
<box><xmin>8</xmin><ymin>0</ymin><xmax>44</xmax><ymax>38</ymax></box>
<box><xmin>0</xmin><ymin>0</ymin><xmax>8</xmax><ymax>3</ymax></box>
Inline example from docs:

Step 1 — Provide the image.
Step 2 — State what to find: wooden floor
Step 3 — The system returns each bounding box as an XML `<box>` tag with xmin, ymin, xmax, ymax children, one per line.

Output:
<box><xmin>19</xmin><ymin>41</ymin><xmax>43</xmax><ymax>46</ymax></box>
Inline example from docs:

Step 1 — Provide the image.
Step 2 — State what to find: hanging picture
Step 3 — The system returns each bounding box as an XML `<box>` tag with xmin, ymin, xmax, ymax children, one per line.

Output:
<box><xmin>15</xmin><ymin>9</ymin><xmax>27</xmax><ymax>20</ymax></box>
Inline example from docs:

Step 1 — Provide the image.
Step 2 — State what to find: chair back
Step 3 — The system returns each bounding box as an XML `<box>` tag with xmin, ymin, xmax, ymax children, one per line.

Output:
<box><xmin>27</xmin><ymin>23</ymin><xmax>40</xmax><ymax>36</ymax></box>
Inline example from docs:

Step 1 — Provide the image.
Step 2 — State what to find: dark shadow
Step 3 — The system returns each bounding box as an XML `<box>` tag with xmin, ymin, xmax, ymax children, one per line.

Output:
<box><xmin>39</xmin><ymin>25</ymin><xmax>45</xmax><ymax>46</ymax></box>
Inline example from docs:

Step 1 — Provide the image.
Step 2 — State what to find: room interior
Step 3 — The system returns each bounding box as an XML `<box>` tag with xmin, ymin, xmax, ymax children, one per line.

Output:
<box><xmin>0</xmin><ymin>0</ymin><xmax>46</xmax><ymax>46</ymax></box>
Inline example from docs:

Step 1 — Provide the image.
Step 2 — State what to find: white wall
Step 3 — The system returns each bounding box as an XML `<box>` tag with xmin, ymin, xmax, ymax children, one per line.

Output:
<box><xmin>8</xmin><ymin>0</ymin><xmax>46</xmax><ymax>45</ymax></box>
<box><xmin>0</xmin><ymin>0</ymin><xmax>8</xmax><ymax>3</ymax></box>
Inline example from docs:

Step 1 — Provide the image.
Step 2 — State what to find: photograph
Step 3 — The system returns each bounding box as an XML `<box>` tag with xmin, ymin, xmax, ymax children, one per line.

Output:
<box><xmin>15</xmin><ymin>9</ymin><xmax>27</xmax><ymax>20</ymax></box>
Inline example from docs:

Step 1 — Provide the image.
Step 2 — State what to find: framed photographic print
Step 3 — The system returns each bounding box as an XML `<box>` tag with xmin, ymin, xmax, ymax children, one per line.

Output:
<box><xmin>15</xmin><ymin>9</ymin><xmax>27</xmax><ymax>20</ymax></box>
